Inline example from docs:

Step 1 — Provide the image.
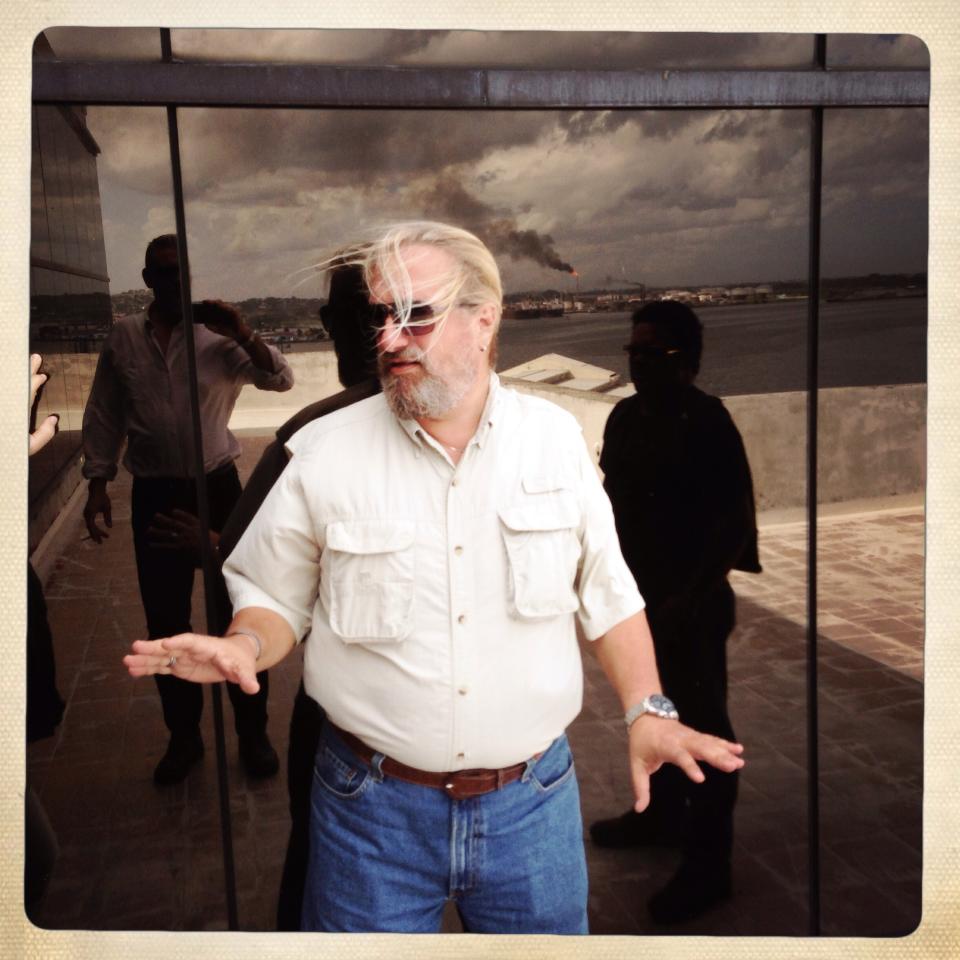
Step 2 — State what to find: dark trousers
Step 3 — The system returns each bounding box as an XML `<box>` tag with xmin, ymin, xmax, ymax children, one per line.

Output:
<box><xmin>27</xmin><ymin>563</ymin><xmax>65</xmax><ymax>743</ymax></box>
<box><xmin>646</xmin><ymin>581</ymin><xmax>738</xmax><ymax>869</ymax></box>
<box><xmin>26</xmin><ymin>563</ymin><xmax>65</xmax><ymax>911</ymax></box>
<box><xmin>276</xmin><ymin>681</ymin><xmax>325</xmax><ymax>930</ymax></box>
<box><xmin>131</xmin><ymin>463</ymin><xmax>269</xmax><ymax>739</ymax></box>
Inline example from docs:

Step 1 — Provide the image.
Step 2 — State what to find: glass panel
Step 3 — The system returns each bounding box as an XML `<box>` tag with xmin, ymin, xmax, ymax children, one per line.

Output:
<box><xmin>30</xmin><ymin>97</ymin><xmax>114</xmax><ymax>551</ymax></box>
<box><xmin>813</xmin><ymin>105</ymin><xmax>926</xmax><ymax>935</ymax></box>
<box><xmin>31</xmin><ymin>110</ymin><xmax>51</xmax><ymax>262</ymax></box>
<box><xmin>826</xmin><ymin>33</ymin><xmax>929</xmax><ymax>69</ymax></box>
<box><xmin>184</xmin><ymin>104</ymin><xmax>810</xmax><ymax>934</ymax></box>
<box><xmin>27</xmin><ymin>106</ymin><xmax>190</xmax><ymax>932</ymax></box>
<box><xmin>39</xmin><ymin>26</ymin><xmax>163</xmax><ymax>61</ymax></box>
<box><xmin>61</xmin><ymin>131</ymin><xmax>83</xmax><ymax>273</ymax></box>
<box><xmin>27</xmin><ymin>33</ymin><xmax>926</xmax><ymax>937</ymax></box>
<box><xmin>168</xmin><ymin>28</ymin><xmax>817</xmax><ymax>69</ymax></box>
<box><xmin>35</xmin><ymin>107</ymin><xmax>67</xmax><ymax>265</ymax></box>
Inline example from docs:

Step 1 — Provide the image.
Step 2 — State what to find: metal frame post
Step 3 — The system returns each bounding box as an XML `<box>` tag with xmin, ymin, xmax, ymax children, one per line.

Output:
<box><xmin>159</xmin><ymin>27</ymin><xmax>239</xmax><ymax>933</ymax></box>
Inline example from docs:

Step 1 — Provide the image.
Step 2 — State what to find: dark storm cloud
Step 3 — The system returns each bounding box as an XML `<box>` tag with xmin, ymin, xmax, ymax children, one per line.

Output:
<box><xmin>402</xmin><ymin>31</ymin><xmax>816</xmax><ymax>70</ymax></box>
<box><xmin>70</xmin><ymin>26</ymin><xmax>927</xmax><ymax>295</ymax></box>
<box><xmin>92</xmin><ymin>107</ymin><xmax>560</xmax><ymax>199</ymax></box>
<box><xmin>415</xmin><ymin>174</ymin><xmax>576</xmax><ymax>274</ymax></box>
<box><xmin>698</xmin><ymin>113</ymin><xmax>758</xmax><ymax>143</ymax></box>
<box><xmin>635</xmin><ymin>111</ymin><xmax>699</xmax><ymax>140</ymax></box>
<box><xmin>624</xmin><ymin>181</ymin><xmax>739</xmax><ymax>212</ymax></box>
<box><xmin>558</xmin><ymin>111</ymin><xmax>634</xmax><ymax>144</ymax></box>
<box><xmin>823</xmin><ymin>109</ymin><xmax>928</xmax><ymax>189</ymax></box>
<box><xmin>559</xmin><ymin>109</ymin><xmax>708</xmax><ymax>145</ymax></box>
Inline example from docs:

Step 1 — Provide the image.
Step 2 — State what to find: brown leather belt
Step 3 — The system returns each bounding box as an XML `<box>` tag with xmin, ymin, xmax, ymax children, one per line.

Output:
<box><xmin>328</xmin><ymin>721</ymin><xmax>532</xmax><ymax>801</ymax></box>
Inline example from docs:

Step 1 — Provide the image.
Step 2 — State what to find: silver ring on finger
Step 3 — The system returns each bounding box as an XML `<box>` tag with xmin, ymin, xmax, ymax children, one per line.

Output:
<box><xmin>166</xmin><ymin>655</ymin><xmax>177</xmax><ymax>668</ymax></box>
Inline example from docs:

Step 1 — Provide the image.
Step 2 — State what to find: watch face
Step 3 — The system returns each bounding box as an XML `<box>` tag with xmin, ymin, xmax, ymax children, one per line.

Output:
<box><xmin>648</xmin><ymin>694</ymin><xmax>676</xmax><ymax>714</ymax></box>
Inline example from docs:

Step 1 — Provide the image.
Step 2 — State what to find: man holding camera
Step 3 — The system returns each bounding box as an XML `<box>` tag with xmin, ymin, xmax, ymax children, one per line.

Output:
<box><xmin>82</xmin><ymin>233</ymin><xmax>293</xmax><ymax>784</ymax></box>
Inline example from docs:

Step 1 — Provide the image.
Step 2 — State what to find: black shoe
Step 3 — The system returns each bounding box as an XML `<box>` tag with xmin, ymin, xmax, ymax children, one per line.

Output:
<box><xmin>239</xmin><ymin>731</ymin><xmax>279</xmax><ymax>779</ymax></box>
<box><xmin>648</xmin><ymin>862</ymin><xmax>732</xmax><ymax>925</ymax></box>
<box><xmin>153</xmin><ymin>733</ymin><xmax>204</xmax><ymax>785</ymax></box>
<box><xmin>589</xmin><ymin>809</ymin><xmax>684</xmax><ymax>849</ymax></box>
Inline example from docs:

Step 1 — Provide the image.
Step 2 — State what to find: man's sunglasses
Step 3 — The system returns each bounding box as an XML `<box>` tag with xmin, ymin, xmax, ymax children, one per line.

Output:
<box><xmin>368</xmin><ymin>302</ymin><xmax>440</xmax><ymax>337</ymax></box>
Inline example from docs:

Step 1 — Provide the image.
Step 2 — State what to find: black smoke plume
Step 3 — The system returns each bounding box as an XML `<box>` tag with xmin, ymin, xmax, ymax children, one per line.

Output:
<box><xmin>417</xmin><ymin>174</ymin><xmax>575</xmax><ymax>274</ymax></box>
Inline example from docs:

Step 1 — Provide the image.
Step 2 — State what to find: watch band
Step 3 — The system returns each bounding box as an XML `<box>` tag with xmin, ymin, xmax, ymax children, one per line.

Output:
<box><xmin>624</xmin><ymin>694</ymin><xmax>680</xmax><ymax>728</ymax></box>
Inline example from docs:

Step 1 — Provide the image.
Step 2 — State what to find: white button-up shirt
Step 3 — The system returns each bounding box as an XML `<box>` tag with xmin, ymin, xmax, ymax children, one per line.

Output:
<box><xmin>224</xmin><ymin>374</ymin><xmax>643</xmax><ymax>771</ymax></box>
<box><xmin>82</xmin><ymin>311</ymin><xmax>294</xmax><ymax>480</ymax></box>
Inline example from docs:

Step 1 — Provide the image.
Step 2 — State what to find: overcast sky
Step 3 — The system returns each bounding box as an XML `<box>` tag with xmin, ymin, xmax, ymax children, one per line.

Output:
<box><xmin>46</xmin><ymin>28</ymin><xmax>929</xmax><ymax>299</ymax></box>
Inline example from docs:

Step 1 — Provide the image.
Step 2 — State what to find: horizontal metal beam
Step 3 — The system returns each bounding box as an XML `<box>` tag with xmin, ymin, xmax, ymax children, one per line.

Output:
<box><xmin>33</xmin><ymin>60</ymin><xmax>929</xmax><ymax>110</ymax></box>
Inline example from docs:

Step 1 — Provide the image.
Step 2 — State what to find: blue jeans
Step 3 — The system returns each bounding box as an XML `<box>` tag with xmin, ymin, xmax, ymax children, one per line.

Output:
<box><xmin>301</xmin><ymin>723</ymin><xmax>589</xmax><ymax>933</ymax></box>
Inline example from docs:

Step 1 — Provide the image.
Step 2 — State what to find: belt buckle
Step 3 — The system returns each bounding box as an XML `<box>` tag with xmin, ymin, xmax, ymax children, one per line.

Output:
<box><xmin>443</xmin><ymin>769</ymin><xmax>495</xmax><ymax>801</ymax></box>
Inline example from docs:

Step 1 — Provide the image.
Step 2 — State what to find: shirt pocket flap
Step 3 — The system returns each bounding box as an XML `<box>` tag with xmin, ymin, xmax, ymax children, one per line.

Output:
<box><xmin>522</xmin><ymin>473</ymin><xmax>569</xmax><ymax>495</ymax></box>
<box><xmin>325</xmin><ymin>520</ymin><xmax>414</xmax><ymax>555</ymax></box>
<box><xmin>499</xmin><ymin>491</ymin><xmax>579</xmax><ymax>533</ymax></box>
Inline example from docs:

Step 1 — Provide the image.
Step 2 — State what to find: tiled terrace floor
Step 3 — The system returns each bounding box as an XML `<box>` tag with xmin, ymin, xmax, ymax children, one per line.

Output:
<box><xmin>25</xmin><ymin>437</ymin><xmax>923</xmax><ymax>937</ymax></box>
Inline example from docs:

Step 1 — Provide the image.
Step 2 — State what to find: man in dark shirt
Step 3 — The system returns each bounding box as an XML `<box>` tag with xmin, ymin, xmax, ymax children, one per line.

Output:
<box><xmin>144</xmin><ymin>263</ymin><xmax>378</xmax><ymax>928</ymax></box>
<box><xmin>217</xmin><ymin>263</ymin><xmax>379</xmax><ymax>929</ymax></box>
<box><xmin>590</xmin><ymin>300</ymin><xmax>761</xmax><ymax>924</ymax></box>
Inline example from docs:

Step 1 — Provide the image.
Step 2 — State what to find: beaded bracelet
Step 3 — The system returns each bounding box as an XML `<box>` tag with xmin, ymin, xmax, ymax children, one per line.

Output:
<box><xmin>226</xmin><ymin>629</ymin><xmax>262</xmax><ymax>661</ymax></box>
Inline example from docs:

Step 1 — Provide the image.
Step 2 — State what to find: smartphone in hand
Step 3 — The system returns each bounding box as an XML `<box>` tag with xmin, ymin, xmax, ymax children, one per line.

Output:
<box><xmin>191</xmin><ymin>301</ymin><xmax>220</xmax><ymax>324</ymax></box>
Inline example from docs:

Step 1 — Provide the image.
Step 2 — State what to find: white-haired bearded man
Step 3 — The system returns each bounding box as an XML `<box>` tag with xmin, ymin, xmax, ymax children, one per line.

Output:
<box><xmin>124</xmin><ymin>220</ymin><xmax>745</xmax><ymax>934</ymax></box>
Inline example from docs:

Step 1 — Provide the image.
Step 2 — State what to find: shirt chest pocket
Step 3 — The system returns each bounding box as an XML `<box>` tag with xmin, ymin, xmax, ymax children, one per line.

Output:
<box><xmin>324</xmin><ymin>521</ymin><xmax>415</xmax><ymax>642</ymax></box>
<box><xmin>498</xmin><ymin>477</ymin><xmax>582</xmax><ymax>621</ymax></box>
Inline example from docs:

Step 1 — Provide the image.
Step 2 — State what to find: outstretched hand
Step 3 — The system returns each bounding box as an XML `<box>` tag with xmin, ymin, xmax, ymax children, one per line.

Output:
<box><xmin>124</xmin><ymin>633</ymin><xmax>260</xmax><ymax>695</ymax></box>
<box><xmin>627</xmin><ymin>716</ymin><xmax>745</xmax><ymax>813</ymax></box>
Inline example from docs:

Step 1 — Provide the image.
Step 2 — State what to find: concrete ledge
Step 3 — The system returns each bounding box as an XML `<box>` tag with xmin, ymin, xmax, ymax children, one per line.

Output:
<box><xmin>35</xmin><ymin>350</ymin><xmax>926</xmax><ymax>520</ymax></box>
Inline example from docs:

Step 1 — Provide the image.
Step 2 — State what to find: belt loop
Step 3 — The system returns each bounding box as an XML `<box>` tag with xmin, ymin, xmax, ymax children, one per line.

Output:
<box><xmin>521</xmin><ymin>755</ymin><xmax>538</xmax><ymax>783</ymax></box>
<box><xmin>369</xmin><ymin>751</ymin><xmax>386</xmax><ymax>782</ymax></box>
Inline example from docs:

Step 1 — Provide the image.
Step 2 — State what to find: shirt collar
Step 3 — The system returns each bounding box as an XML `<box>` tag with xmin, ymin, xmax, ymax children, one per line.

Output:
<box><xmin>143</xmin><ymin>306</ymin><xmax>184</xmax><ymax>339</ymax></box>
<box><xmin>472</xmin><ymin>371</ymin><xmax>500</xmax><ymax>449</ymax></box>
<box><xmin>396</xmin><ymin>370</ymin><xmax>501</xmax><ymax>452</ymax></box>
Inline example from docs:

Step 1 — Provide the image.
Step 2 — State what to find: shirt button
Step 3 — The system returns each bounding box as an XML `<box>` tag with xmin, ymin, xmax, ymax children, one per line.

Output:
<box><xmin>451</xmin><ymin>478</ymin><xmax>458</xmax><ymax>487</ymax></box>
<box><xmin>458</xmin><ymin>686</ymin><xmax>468</xmax><ymax>696</ymax></box>
<box><xmin>457</xmin><ymin>614</ymin><xmax>466</xmax><ymax>625</ymax></box>
<box><xmin>454</xmin><ymin>545</ymin><xmax>463</xmax><ymax>555</ymax></box>
<box><xmin>456</xmin><ymin>752</ymin><xmax>465</xmax><ymax>761</ymax></box>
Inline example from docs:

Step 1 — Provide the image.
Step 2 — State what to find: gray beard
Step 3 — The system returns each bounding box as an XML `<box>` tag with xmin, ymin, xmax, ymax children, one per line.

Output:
<box><xmin>379</xmin><ymin>348</ymin><xmax>476</xmax><ymax>420</ymax></box>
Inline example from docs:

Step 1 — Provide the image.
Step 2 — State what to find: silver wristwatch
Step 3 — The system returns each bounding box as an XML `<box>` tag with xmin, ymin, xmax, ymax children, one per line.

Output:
<box><xmin>624</xmin><ymin>694</ymin><xmax>680</xmax><ymax>728</ymax></box>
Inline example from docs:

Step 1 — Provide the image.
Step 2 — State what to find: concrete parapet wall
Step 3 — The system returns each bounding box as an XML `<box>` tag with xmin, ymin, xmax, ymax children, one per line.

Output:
<box><xmin>42</xmin><ymin>349</ymin><xmax>925</xmax><ymax>512</ymax></box>
<box><xmin>726</xmin><ymin>384</ymin><xmax>926</xmax><ymax>509</ymax></box>
<box><xmin>231</xmin><ymin>347</ymin><xmax>342</xmax><ymax>429</ymax></box>
<box><xmin>503</xmin><ymin>377</ymin><xmax>926</xmax><ymax>511</ymax></box>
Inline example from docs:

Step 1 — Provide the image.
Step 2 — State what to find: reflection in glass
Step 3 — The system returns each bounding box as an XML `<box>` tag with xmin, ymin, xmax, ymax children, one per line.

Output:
<box><xmin>810</xmin><ymin>105</ymin><xmax>926</xmax><ymax>936</ymax></box>
<box><xmin>31</xmin><ymin>111</ymin><xmax>50</xmax><ymax>261</ymax></box>
<box><xmin>826</xmin><ymin>33</ymin><xmax>929</xmax><ymax>69</ymax></box>
<box><xmin>39</xmin><ymin>26</ymin><xmax>163</xmax><ymax>61</ymax></box>
<box><xmin>26</xmin><ymin>33</ymin><xmax>927</xmax><ymax>935</ymax></box>
<box><xmin>165</xmin><ymin>28</ymin><xmax>817</xmax><ymax>69</ymax></box>
<box><xmin>29</xmin><ymin>98</ymin><xmax>110</xmax><ymax>551</ymax></box>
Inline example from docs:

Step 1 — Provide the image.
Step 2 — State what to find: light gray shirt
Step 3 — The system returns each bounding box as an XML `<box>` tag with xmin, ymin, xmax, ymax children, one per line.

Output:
<box><xmin>224</xmin><ymin>374</ymin><xmax>643</xmax><ymax>771</ymax></box>
<box><xmin>82</xmin><ymin>311</ymin><xmax>293</xmax><ymax>480</ymax></box>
